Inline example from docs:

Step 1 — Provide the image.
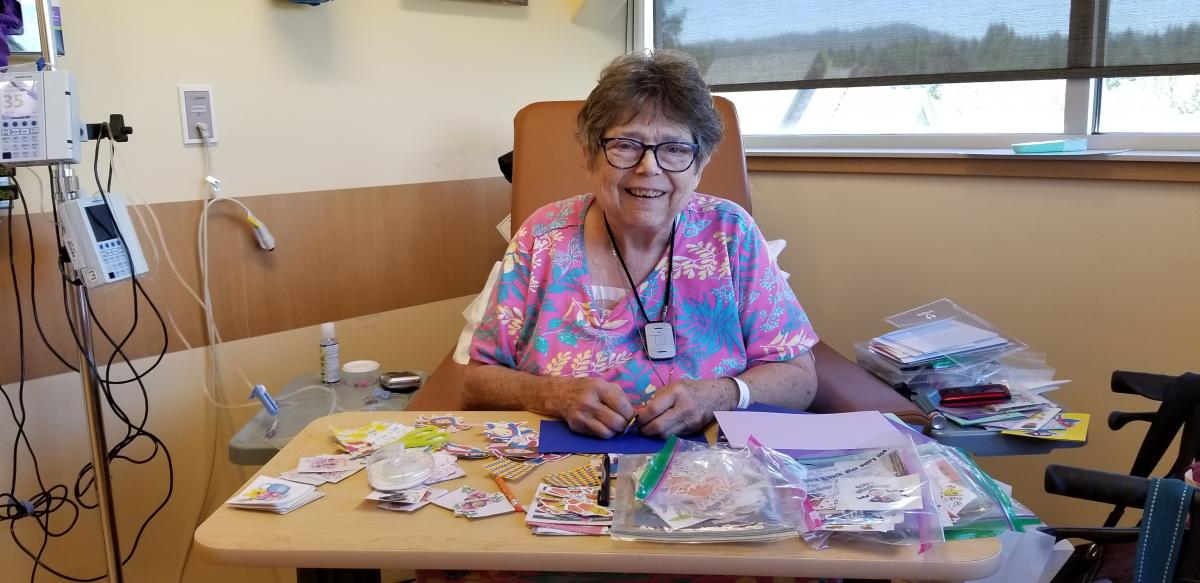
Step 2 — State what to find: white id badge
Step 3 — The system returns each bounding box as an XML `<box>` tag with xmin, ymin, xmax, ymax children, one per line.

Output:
<box><xmin>642</xmin><ymin>322</ymin><xmax>676</xmax><ymax>360</ymax></box>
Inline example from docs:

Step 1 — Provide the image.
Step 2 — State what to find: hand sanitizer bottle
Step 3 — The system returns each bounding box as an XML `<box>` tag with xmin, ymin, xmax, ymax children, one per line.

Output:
<box><xmin>319</xmin><ymin>322</ymin><xmax>340</xmax><ymax>385</ymax></box>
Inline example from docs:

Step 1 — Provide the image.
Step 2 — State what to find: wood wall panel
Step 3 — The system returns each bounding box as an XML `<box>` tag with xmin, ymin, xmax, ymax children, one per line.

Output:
<box><xmin>0</xmin><ymin>178</ymin><xmax>511</xmax><ymax>384</ymax></box>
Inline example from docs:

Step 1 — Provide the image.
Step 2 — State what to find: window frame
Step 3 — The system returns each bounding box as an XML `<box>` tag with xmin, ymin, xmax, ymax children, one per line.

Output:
<box><xmin>632</xmin><ymin>0</ymin><xmax>1200</xmax><ymax>157</ymax></box>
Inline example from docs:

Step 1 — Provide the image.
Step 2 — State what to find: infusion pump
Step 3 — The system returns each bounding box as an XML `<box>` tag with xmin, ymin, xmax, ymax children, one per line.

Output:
<box><xmin>0</xmin><ymin>69</ymin><xmax>83</xmax><ymax>166</ymax></box>
<box><xmin>59</xmin><ymin>193</ymin><xmax>148</xmax><ymax>287</ymax></box>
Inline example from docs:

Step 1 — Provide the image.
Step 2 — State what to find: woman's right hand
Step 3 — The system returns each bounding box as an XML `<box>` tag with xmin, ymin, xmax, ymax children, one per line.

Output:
<box><xmin>552</xmin><ymin>377</ymin><xmax>636</xmax><ymax>439</ymax></box>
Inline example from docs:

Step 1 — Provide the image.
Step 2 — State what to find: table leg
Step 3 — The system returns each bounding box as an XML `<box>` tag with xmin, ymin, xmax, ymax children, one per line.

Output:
<box><xmin>296</xmin><ymin>568</ymin><xmax>381</xmax><ymax>583</ymax></box>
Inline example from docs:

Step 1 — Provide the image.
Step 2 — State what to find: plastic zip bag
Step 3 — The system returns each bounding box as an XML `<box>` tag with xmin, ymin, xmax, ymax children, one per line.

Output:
<box><xmin>610</xmin><ymin>437</ymin><xmax>805</xmax><ymax>543</ymax></box>
<box><xmin>918</xmin><ymin>443</ymin><xmax>1041</xmax><ymax>539</ymax></box>
<box><xmin>791</xmin><ymin>435</ymin><xmax>945</xmax><ymax>551</ymax></box>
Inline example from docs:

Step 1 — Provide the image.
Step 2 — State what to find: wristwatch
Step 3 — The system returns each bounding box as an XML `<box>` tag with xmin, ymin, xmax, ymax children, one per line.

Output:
<box><xmin>728</xmin><ymin>376</ymin><xmax>751</xmax><ymax>409</ymax></box>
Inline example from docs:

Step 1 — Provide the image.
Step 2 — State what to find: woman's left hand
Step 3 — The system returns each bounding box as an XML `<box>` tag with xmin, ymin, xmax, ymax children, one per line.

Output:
<box><xmin>637</xmin><ymin>379</ymin><xmax>735</xmax><ymax>438</ymax></box>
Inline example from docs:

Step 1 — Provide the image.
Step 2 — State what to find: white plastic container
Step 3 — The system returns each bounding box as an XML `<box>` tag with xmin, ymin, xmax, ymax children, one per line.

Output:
<box><xmin>342</xmin><ymin>360</ymin><xmax>381</xmax><ymax>388</ymax></box>
<box><xmin>367</xmin><ymin>446</ymin><xmax>434</xmax><ymax>492</ymax></box>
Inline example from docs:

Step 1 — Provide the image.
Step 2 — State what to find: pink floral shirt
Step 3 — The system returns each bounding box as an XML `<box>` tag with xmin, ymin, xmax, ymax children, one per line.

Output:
<box><xmin>470</xmin><ymin>193</ymin><xmax>818</xmax><ymax>405</ymax></box>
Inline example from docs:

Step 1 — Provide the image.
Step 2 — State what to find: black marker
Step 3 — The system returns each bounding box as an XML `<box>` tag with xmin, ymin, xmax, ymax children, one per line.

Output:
<box><xmin>598</xmin><ymin>455</ymin><xmax>612</xmax><ymax>506</ymax></box>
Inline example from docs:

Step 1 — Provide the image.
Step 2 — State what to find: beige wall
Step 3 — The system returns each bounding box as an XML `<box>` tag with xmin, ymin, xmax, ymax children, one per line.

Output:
<box><xmin>751</xmin><ymin>170</ymin><xmax>1200</xmax><ymax>527</ymax></box>
<box><xmin>52</xmin><ymin>0</ymin><xmax>624</xmax><ymax>203</ymax></box>
<box><xmin>1</xmin><ymin>1</ymin><xmax>625</xmax><ymax>582</ymax></box>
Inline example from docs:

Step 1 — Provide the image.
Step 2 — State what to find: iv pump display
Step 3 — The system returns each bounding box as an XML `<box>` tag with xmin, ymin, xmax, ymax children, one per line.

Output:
<box><xmin>58</xmin><ymin>192</ymin><xmax>148</xmax><ymax>287</ymax></box>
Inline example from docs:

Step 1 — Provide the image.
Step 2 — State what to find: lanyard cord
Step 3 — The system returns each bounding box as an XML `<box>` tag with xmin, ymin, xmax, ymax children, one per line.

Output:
<box><xmin>604</xmin><ymin>214</ymin><xmax>676</xmax><ymax>325</ymax></box>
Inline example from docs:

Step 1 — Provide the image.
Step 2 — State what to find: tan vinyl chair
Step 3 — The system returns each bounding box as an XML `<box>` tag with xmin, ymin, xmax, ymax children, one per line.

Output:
<box><xmin>410</xmin><ymin>97</ymin><xmax>929</xmax><ymax>429</ymax></box>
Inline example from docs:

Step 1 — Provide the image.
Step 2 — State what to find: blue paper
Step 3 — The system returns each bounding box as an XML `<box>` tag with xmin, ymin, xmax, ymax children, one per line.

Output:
<box><xmin>538</xmin><ymin>420</ymin><xmax>707</xmax><ymax>454</ymax></box>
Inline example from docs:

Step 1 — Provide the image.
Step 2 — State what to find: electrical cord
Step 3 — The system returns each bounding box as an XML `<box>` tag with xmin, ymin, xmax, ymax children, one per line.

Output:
<box><xmin>84</xmin><ymin>142</ymin><xmax>169</xmax><ymax>386</ymax></box>
<box><xmin>0</xmin><ymin>135</ymin><xmax>175</xmax><ymax>582</ymax></box>
<box><xmin>108</xmin><ymin>139</ymin><xmax>258</xmax><ymax>408</ymax></box>
<box><xmin>18</xmin><ymin>171</ymin><xmax>79</xmax><ymax>373</ymax></box>
<box><xmin>3</xmin><ymin>199</ymin><xmax>89</xmax><ymax>583</ymax></box>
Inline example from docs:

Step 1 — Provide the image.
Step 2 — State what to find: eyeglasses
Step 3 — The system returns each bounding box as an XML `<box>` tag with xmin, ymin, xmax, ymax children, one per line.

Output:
<box><xmin>599</xmin><ymin>137</ymin><xmax>699</xmax><ymax>172</ymax></box>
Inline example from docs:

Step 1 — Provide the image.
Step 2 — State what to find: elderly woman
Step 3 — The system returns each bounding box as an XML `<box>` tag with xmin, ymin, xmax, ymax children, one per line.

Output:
<box><xmin>465</xmin><ymin>50</ymin><xmax>818</xmax><ymax>438</ymax></box>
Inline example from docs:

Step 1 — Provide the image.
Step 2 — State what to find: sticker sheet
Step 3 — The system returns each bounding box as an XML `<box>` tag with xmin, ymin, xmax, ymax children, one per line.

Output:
<box><xmin>482</xmin><ymin>421</ymin><xmax>536</xmax><ymax>444</ymax></box>
<box><xmin>525</xmin><ymin>484</ymin><xmax>613</xmax><ymax>527</ymax></box>
<box><xmin>330</xmin><ymin>421</ymin><xmax>414</xmax><ymax>458</ymax></box>
<box><xmin>443</xmin><ymin>443</ymin><xmax>490</xmax><ymax>459</ymax></box>
<box><xmin>377</xmin><ymin>487</ymin><xmax>447</xmax><ymax>512</ymax></box>
<box><xmin>425</xmin><ymin>451</ymin><xmax>466</xmax><ymax>484</ymax></box>
<box><xmin>366</xmin><ymin>486</ymin><xmax>428</xmax><ymax>504</ymax></box>
<box><xmin>282</xmin><ymin>455</ymin><xmax>365</xmax><ymax>485</ymax></box>
<box><xmin>414</xmin><ymin>414</ymin><xmax>474</xmax><ymax>433</ymax></box>
<box><xmin>226</xmin><ymin>476</ymin><xmax>324</xmax><ymax>514</ymax></box>
<box><xmin>278</xmin><ymin>471</ymin><xmax>327</xmax><ymax>486</ymax></box>
<box><xmin>432</xmin><ymin>485</ymin><xmax>514</xmax><ymax>518</ymax></box>
<box><xmin>230</xmin><ymin>476</ymin><xmax>311</xmax><ymax>505</ymax></box>
<box><xmin>297</xmin><ymin>454</ymin><xmax>349</xmax><ymax>473</ymax></box>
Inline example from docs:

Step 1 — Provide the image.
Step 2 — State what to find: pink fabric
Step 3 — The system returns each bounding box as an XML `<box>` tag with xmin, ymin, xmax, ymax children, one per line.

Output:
<box><xmin>470</xmin><ymin>193</ymin><xmax>818</xmax><ymax>406</ymax></box>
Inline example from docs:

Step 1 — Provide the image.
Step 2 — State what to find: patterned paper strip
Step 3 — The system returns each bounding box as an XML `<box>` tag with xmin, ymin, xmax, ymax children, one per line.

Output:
<box><xmin>542</xmin><ymin>463</ymin><xmax>602</xmax><ymax>488</ymax></box>
<box><xmin>483</xmin><ymin>457</ymin><xmax>539</xmax><ymax>481</ymax></box>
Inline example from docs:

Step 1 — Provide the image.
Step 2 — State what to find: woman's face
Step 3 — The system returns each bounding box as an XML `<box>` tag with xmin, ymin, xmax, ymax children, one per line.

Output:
<box><xmin>588</xmin><ymin>110</ymin><xmax>706</xmax><ymax>236</ymax></box>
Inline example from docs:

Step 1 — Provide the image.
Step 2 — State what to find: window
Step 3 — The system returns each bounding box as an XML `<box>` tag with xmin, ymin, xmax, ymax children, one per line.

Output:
<box><xmin>637</xmin><ymin>1</ymin><xmax>1200</xmax><ymax>152</ymax></box>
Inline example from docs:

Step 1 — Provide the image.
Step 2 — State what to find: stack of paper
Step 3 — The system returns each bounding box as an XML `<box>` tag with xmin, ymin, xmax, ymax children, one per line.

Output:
<box><xmin>227</xmin><ymin>476</ymin><xmax>324</xmax><ymax>514</ymax></box>
<box><xmin>869</xmin><ymin>319</ymin><xmax>1010</xmax><ymax>366</ymax></box>
<box><xmin>330</xmin><ymin>420</ymin><xmax>415</xmax><ymax>458</ymax></box>
<box><xmin>278</xmin><ymin>453</ymin><xmax>366</xmax><ymax>486</ymax></box>
<box><xmin>934</xmin><ymin>389</ymin><xmax>1063</xmax><ymax>432</ymax></box>
<box><xmin>525</xmin><ymin>483</ymin><xmax>612</xmax><ymax>535</ymax></box>
<box><xmin>1001</xmin><ymin>413</ymin><xmax>1089</xmax><ymax>442</ymax></box>
<box><xmin>367</xmin><ymin>486</ymin><xmax>449</xmax><ymax>512</ymax></box>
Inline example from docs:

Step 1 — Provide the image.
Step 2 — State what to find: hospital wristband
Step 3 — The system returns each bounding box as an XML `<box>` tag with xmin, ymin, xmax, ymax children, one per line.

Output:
<box><xmin>727</xmin><ymin>376</ymin><xmax>751</xmax><ymax>410</ymax></box>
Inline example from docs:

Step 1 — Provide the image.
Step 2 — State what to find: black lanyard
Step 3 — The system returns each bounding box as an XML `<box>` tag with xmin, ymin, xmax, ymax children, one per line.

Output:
<box><xmin>603</xmin><ymin>215</ymin><xmax>676</xmax><ymax>325</ymax></box>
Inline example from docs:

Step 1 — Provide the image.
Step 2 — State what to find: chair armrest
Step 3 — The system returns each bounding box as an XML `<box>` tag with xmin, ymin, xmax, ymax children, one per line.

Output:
<box><xmin>407</xmin><ymin>350</ymin><xmax>467</xmax><ymax>411</ymax></box>
<box><xmin>809</xmin><ymin>342</ymin><xmax>930</xmax><ymax>430</ymax></box>
<box><xmin>1036</xmin><ymin>526</ymin><xmax>1139</xmax><ymax>543</ymax></box>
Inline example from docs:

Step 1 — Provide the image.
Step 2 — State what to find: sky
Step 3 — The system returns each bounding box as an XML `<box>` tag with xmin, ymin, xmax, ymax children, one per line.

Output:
<box><xmin>660</xmin><ymin>0</ymin><xmax>1200</xmax><ymax>44</ymax></box>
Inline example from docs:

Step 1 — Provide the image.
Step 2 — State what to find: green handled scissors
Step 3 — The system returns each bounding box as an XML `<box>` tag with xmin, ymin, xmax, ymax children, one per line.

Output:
<box><xmin>397</xmin><ymin>426</ymin><xmax>449</xmax><ymax>450</ymax></box>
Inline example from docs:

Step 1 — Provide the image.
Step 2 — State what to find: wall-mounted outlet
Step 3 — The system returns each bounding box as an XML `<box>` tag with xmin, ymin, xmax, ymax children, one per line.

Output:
<box><xmin>179</xmin><ymin>85</ymin><xmax>218</xmax><ymax>145</ymax></box>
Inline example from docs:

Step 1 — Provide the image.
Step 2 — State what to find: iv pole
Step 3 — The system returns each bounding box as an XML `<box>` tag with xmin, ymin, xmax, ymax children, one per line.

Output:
<box><xmin>34</xmin><ymin>1</ymin><xmax>126</xmax><ymax>581</ymax></box>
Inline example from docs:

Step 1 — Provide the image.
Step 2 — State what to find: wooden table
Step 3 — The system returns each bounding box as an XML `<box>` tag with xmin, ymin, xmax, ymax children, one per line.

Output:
<box><xmin>195</xmin><ymin>411</ymin><xmax>1002</xmax><ymax>582</ymax></box>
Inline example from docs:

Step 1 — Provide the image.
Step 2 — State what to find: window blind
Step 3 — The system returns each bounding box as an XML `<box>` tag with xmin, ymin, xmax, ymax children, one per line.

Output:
<box><xmin>654</xmin><ymin>0</ymin><xmax>1200</xmax><ymax>91</ymax></box>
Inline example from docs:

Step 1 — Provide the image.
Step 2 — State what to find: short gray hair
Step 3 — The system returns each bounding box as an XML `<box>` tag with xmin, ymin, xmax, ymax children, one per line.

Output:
<box><xmin>577</xmin><ymin>50</ymin><xmax>723</xmax><ymax>170</ymax></box>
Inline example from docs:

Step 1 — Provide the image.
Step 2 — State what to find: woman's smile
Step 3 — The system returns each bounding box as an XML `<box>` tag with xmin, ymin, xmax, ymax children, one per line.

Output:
<box><xmin>625</xmin><ymin>188</ymin><xmax>668</xmax><ymax>199</ymax></box>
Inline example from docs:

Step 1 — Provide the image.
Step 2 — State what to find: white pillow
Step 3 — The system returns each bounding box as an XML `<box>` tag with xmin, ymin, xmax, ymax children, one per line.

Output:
<box><xmin>452</xmin><ymin>261</ymin><xmax>502</xmax><ymax>365</ymax></box>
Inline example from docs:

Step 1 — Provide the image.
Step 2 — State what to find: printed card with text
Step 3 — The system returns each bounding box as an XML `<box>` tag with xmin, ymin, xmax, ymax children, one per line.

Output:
<box><xmin>836</xmin><ymin>474</ymin><xmax>924</xmax><ymax>511</ymax></box>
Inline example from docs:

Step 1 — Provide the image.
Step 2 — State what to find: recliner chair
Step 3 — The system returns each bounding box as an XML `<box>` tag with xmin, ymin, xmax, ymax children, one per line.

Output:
<box><xmin>410</xmin><ymin>98</ymin><xmax>928</xmax><ymax>428</ymax></box>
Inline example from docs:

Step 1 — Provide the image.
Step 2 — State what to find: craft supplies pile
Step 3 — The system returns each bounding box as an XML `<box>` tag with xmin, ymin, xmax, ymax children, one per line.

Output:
<box><xmin>857</xmin><ymin>299</ymin><xmax>1088</xmax><ymax>443</ymax></box>
<box><xmin>225</xmin><ymin>410</ymin><xmax>1037</xmax><ymax>548</ymax></box>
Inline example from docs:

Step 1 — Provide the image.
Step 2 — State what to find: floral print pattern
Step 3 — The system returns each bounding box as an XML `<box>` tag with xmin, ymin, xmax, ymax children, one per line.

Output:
<box><xmin>470</xmin><ymin>193</ymin><xmax>818</xmax><ymax>406</ymax></box>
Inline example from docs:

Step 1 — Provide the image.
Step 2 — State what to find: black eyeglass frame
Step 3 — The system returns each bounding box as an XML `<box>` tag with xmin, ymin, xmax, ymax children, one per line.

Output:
<box><xmin>598</xmin><ymin>137</ymin><xmax>700</xmax><ymax>173</ymax></box>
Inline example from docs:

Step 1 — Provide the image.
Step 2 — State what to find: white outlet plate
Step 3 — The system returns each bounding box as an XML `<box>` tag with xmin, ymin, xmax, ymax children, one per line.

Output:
<box><xmin>179</xmin><ymin>85</ymin><xmax>218</xmax><ymax>145</ymax></box>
